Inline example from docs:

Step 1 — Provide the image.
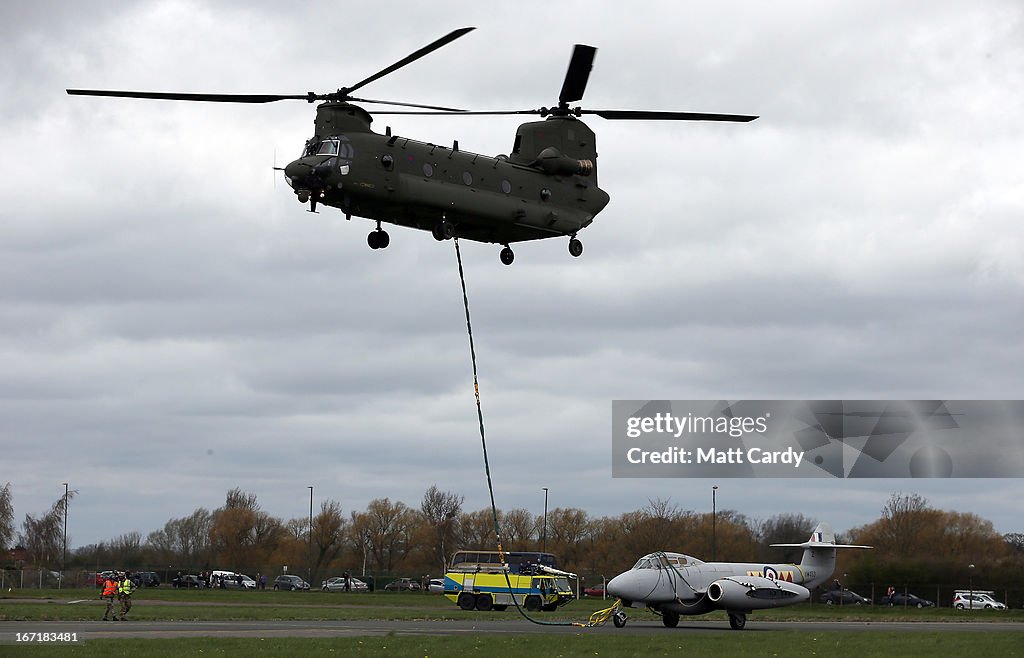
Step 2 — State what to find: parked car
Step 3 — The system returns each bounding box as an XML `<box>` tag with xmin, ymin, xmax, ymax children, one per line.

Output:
<box><xmin>172</xmin><ymin>574</ymin><xmax>207</xmax><ymax>589</ymax></box>
<box><xmin>132</xmin><ymin>571</ymin><xmax>161</xmax><ymax>588</ymax></box>
<box><xmin>273</xmin><ymin>575</ymin><xmax>310</xmax><ymax>591</ymax></box>
<box><xmin>220</xmin><ymin>573</ymin><xmax>257</xmax><ymax>590</ymax></box>
<box><xmin>583</xmin><ymin>584</ymin><xmax>606</xmax><ymax>598</ymax></box>
<box><xmin>953</xmin><ymin>592</ymin><xmax>1008</xmax><ymax>610</ymax></box>
<box><xmin>384</xmin><ymin>577</ymin><xmax>421</xmax><ymax>591</ymax></box>
<box><xmin>820</xmin><ymin>589</ymin><xmax>872</xmax><ymax>605</ymax></box>
<box><xmin>322</xmin><ymin>576</ymin><xmax>369</xmax><ymax>592</ymax></box>
<box><xmin>882</xmin><ymin>592</ymin><xmax>934</xmax><ymax>608</ymax></box>
<box><xmin>95</xmin><ymin>570</ymin><xmax>118</xmax><ymax>588</ymax></box>
<box><xmin>428</xmin><ymin>578</ymin><xmax>444</xmax><ymax>594</ymax></box>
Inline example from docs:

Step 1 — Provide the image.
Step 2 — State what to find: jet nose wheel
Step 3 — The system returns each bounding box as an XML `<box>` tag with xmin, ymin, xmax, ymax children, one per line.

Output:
<box><xmin>568</xmin><ymin>237</ymin><xmax>583</xmax><ymax>258</ymax></box>
<box><xmin>499</xmin><ymin>246</ymin><xmax>515</xmax><ymax>265</ymax></box>
<box><xmin>368</xmin><ymin>229</ymin><xmax>390</xmax><ymax>249</ymax></box>
<box><xmin>612</xmin><ymin>610</ymin><xmax>628</xmax><ymax>628</ymax></box>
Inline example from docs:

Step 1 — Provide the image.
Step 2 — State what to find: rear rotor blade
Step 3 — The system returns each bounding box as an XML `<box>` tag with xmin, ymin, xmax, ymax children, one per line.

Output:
<box><xmin>66</xmin><ymin>89</ymin><xmax>314</xmax><ymax>103</ymax></box>
<box><xmin>559</xmin><ymin>45</ymin><xmax>596</xmax><ymax>104</ymax></box>
<box><xmin>587</xmin><ymin>109</ymin><xmax>758</xmax><ymax>122</ymax></box>
<box><xmin>343</xmin><ymin>27</ymin><xmax>476</xmax><ymax>95</ymax></box>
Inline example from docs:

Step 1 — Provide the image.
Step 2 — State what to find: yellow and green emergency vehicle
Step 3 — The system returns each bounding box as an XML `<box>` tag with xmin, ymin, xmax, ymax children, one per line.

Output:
<box><xmin>443</xmin><ymin>550</ymin><xmax>576</xmax><ymax>612</ymax></box>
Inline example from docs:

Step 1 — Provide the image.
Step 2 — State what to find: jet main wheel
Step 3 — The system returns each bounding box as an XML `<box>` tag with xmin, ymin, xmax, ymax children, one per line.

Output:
<box><xmin>499</xmin><ymin>246</ymin><xmax>515</xmax><ymax>265</ymax></box>
<box><xmin>612</xmin><ymin>610</ymin><xmax>628</xmax><ymax>628</ymax></box>
<box><xmin>568</xmin><ymin>238</ymin><xmax>583</xmax><ymax>257</ymax></box>
<box><xmin>661</xmin><ymin>610</ymin><xmax>680</xmax><ymax>627</ymax></box>
<box><xmin>368</xmin><ymin>230</ymin><xmax>390</xmax><ymax>249</ymax></box>
<box><xmin>728</xmin><ymin>613</ymin><xmax>746</xmax><ymax>630</ymax></box>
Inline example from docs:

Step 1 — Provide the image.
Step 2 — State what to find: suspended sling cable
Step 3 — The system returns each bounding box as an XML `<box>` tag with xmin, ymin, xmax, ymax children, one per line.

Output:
<box><xmin>453</xmin><ymin>238</ymin><xmax>602</xmax><ymax>626</ymax></box>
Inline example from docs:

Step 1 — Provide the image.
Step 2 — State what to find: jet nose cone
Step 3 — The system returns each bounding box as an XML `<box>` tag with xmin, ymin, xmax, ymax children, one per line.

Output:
<box><xmin>606</xmin><ymin>573</ymin><xmax>631</xmax><ymax>600</ymax></box>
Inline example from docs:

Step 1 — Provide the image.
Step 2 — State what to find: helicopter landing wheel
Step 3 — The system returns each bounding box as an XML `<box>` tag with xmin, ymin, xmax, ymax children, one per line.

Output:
<box><xmin>499</xmin><ymin>246</ymin><xmax>515</xmax><ymax>265</ymax></box>
<box><xmin>568</xmin><ymin>237</ymin><xmax>583</xmax><ymax>258</ymax></box>
<box><xmin>439</xmin><ymin>220</ymin><xmax>457</xmax><ymax>240</ymax></box>
<box><xmin>368</xmin><ymin>229</ymin><xmax>390</xmax><ymax>249</ymax></box>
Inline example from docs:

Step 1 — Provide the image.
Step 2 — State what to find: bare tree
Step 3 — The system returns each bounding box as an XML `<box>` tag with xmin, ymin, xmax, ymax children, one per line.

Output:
<box><xmin>210</xmin><ymin>489</ymin><xmax>282</xmax><ymax>570</ymax></box>
<box><xmin>756</xmin><ymin>513</ymin><xmax>818</xmax><ymax>563</ymax></box>
<box><xmin>357</xmin><ymin>498</ymin><xmax>415</xmax><ymax>573</ymax></box>
<box><xmin>420</xmin><ymin>486</ymin><xmax>463</xmax><ymax>573</ymax></box>
<box><xmin>311</xmin><ymin>500</ymin><xmax>347</xmax><ymax>581</ymax></box>
<box><xmin>109</xmin><ymin>532</ymin><xmax>144</xmax><ymax>567</ymax></box>
<box><xmin>19</xmin><ymin>490</ymin><xmax>76</xmax><ymax>569</ymax></box>
<box><xmin>0</xmin><ymin>482</ymin><xmax>13</xmax><ymax>552</ymax></box>
<box><xmin>459</xmin><ymin>508</ymin><xmax>501</xmax><ymax>549</ymax></box>
<box><xmin>502</xmin><ymin>508</ymin><xmax>535</xmax><ymax>551</ymax></box>
<box><xmin>878</xmin><ymin>492</ymin><xmax>932</xmax><ymax>557</ymax></box>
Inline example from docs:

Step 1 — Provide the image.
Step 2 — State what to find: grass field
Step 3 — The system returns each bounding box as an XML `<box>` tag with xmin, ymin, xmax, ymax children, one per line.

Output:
<box><xmin>3</xmin><ymin>632</ymin><xmax>1024</xmax><ymax>657</ymax></box>
<box><xmin>2</xmin><ymin>590</ymin><xmax>1023</xmax><ymax>656</ymax></box>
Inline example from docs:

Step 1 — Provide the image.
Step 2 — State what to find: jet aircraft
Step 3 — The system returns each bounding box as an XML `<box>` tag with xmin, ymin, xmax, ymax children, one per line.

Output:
<box><xmin>605</xmin><ymin>522</ymin><xmax>870</xmax><ymax>630</ymax></box>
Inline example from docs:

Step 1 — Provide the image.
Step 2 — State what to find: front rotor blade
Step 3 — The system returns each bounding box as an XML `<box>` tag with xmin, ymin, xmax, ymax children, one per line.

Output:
<box><xmin>347</xmin><ymin>96</ymin><xmax>467</xmax><ymax>112</ymax></box>
<box><xmin>371</xmin><ymin>109</ymin><xmax>541</xmax><ymax>116</ymax></box>
<box><xmin>344</xmin><ymin>27</ymin><xmax>476</xmax><ymax>95</ymax></box>
<box><xmin>559</xmin><ymin>45</ymin><xmax>596</xmax><ymax>104</ymax></box>
<box><xmin>66</xmin><ymin>89</ymin><xmax>315</xmax><ymax>103</ymax></box>
<box><xmin>588</xmin><ymin>109</ymin><xmax>758</xmax><ymax>122</ymax></box>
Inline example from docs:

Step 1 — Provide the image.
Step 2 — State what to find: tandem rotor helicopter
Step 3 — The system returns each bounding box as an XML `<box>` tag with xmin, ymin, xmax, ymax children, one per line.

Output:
<box><xmin>68</xmin><ymin>28</ymin><xmax>757</xmax><ymax>265</ymax></box>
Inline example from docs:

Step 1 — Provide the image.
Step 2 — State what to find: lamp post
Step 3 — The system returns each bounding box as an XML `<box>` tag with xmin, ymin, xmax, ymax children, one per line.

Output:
<box><xmin>712</xmin><ymin>485</ymin><xmax>718</xmax><ymax>562</ymax></box>
<box><xmin>61</xmin><ymin>482</ymin><xmax>68</xmax><ymax>591</ymax></box>
<box><xmin>542</xmin><ymin>487</ymin><xmax>549</xmax><ymax>554</ymax></box>
<box><xmin>969</xmin><ymin>563</ymin><xmax>975</xmax><ymax>607</ymax></box>
<box><xmin>308</xmin><ymin>486</ymin><xmax>314</xmax><ymax>585</ymax></box>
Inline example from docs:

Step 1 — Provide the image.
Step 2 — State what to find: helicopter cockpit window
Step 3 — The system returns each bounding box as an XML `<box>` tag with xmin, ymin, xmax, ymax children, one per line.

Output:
<box><xmin>317</xmin><ymin>139</ymin><xmax>340</xmax><ymax>156</ymax></box>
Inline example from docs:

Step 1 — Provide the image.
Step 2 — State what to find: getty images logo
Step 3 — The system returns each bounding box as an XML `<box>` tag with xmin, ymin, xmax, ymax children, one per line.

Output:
<box><xmin>626</xmin><ymin>412</ymin><xmax>770</xmax><ymax>439</ymax></box>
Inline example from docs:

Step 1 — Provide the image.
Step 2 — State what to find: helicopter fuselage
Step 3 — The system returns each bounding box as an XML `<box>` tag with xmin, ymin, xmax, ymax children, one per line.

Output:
<box><xmin>283</xmin><ymin>102</ymin><xmax>610</xmax><ymax>249</ymax></box>
<box><xmin>68</xmin><ymin>29</ymin><xmax>754</xmax><ymax>265</ymax></box>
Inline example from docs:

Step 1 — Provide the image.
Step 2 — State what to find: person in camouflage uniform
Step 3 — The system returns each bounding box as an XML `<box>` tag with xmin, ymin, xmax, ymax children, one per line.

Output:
<box><xmin>118</xmin><ymin>571</ymin><xmax>137</xmax><ymax>620</ymax></box>
<box><xmin>100</xmin><ymin>573</ymin><xmax>119</xmax><ymax>621</ymax></box>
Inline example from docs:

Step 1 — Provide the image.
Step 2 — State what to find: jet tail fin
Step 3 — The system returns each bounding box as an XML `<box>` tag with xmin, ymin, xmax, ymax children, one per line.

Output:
<box><xmin>770</xmin><ymin>522</ymin><xmax>872</xmax><ymax>550</ymax></box>
<box><xmin>771</xmin><ymin>522</ymin><xmax>870</xmax><ymax>590</ymax></box>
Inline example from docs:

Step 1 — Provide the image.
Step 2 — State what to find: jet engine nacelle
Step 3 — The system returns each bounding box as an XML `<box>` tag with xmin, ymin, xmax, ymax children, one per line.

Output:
<box><xmin>706</xmin><ymin>576</ymin><xmax>809</xmax><ymax>610</ymax></box>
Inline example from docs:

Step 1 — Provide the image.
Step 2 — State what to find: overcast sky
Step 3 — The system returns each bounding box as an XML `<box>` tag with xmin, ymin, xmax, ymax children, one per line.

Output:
<box><xmin>2</xmin><ymin>1</ymin><xmax>1023</xmax><ymax>551</ymax></box>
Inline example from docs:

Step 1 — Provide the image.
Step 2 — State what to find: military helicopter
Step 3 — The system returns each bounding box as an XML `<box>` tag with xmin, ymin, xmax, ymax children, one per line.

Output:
<box><xmin>67</xmin><ymin>28</ymin><xmax>756</xmax><ymax>265</ymax></box>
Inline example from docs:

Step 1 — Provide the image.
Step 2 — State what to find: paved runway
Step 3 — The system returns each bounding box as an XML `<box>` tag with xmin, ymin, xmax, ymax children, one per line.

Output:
<box><xmin>4</xmin><ymin>618</ymin><xmax>1023</xmax><ymax>640</ymax></box>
